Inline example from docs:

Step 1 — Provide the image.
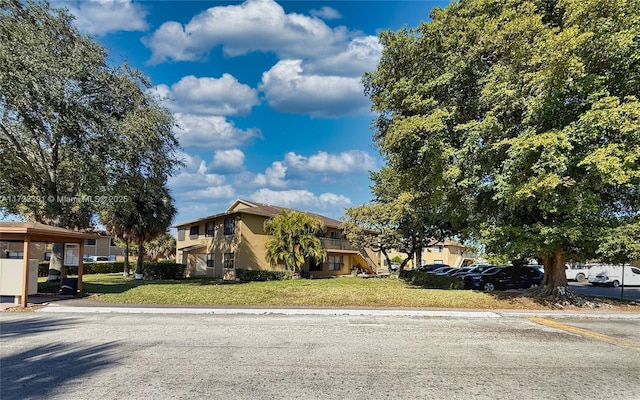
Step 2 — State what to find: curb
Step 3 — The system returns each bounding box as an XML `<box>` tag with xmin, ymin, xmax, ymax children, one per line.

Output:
<box><xmin>34</xmin><ymin>305</ymin><xmax>640</xmax><ymax>319</ymax></box>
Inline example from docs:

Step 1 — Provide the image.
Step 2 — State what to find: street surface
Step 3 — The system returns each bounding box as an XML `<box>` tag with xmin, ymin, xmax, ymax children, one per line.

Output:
<box><xmin>2</xmin><ymin>312</ymin><xmax>639</xmax><ymax>400</ymax></box>
<box><xmin>569</xmin><ymin>281</ymin><xmax>640</xmax><ymax>301</ymax></box>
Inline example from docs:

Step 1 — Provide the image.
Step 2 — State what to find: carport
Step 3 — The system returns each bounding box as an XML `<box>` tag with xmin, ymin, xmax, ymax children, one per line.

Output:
<box><xmin>0</xmin><ymin>222</ymin><xmax>94</xmax><ymax>307</ymax></box>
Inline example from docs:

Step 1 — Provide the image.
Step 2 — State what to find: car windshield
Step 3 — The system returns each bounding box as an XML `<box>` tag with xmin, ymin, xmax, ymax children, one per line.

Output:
<box><xmin>482</xmin><ymin>267</ymin><xmax>503</xmax><ymax>275</ymax></box>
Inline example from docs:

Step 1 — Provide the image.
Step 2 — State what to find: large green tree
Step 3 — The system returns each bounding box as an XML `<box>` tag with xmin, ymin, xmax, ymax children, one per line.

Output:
<box><xmin>264</xmin><ymin>210</ymin><xmax>327</xmax><ymax>275</ymax></box>
<box><xmin>364</xmin><ymin>0</ymin><xmax>640</xmax><ymax>295</ymax></box>
<box><xmin>0</xmin><ymin>0</ymin><xmax>181</xmax><ymax>277</ymax></box>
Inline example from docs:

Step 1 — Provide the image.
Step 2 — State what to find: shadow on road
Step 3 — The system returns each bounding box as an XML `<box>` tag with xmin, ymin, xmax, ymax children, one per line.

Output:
<box><xmin>1</xmin><ymin>341</ymin><xmax>120</xmax><ymax>399</ymax></box>
<box><xmin>0</xmin><ymin>317</ymin><xmax>78</xmax><ymax>339</ymax></box>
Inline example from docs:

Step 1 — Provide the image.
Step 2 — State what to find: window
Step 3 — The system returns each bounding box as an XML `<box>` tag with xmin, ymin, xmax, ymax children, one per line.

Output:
<box><xmin>206</xmin><ymin>253</ymin><xmax>214</xmax><ymax>268</ymax></box>
<box><xmin>44</xmin><ymin>252</ymin><xmax>51</xmax><ymax>261</ymax></box>
<box><xmin>223</xmin><ymin>253</ymin><xmax>234</xmax><ymax>269</ymax></box>
<box><xmin>310</xmin><ymin>257</ymin><xmax>323</xmax><ymax>272</ymax></box>
<box><xmin>328</xmin><ymin>255</ymin><xmax>342</xmax><ymax>271</ymax></box>
<box><xmin>110</xmin><ymin>239</ymin><xmax>117</xmax><ymax>247</ymax></box>
<box><xmin>224</xmin><ymin>217</ymin><xmax>235</xmax><ymax>236</ymax></box>
<box><xmin>8</xmin><ymin>251</ymin><xmax>23</xmax><ymax>259</ymax></box>
<box><xmin>84</xmin><ymin>239</ymin><xmax>96</xmax><ymax>245</ymax></box>
<box><xmin>205</xmin><ymin>222</ymin><xmax>215</xmax><ymax>237</ymax></box>
<box><xmin>189</xmin><ymin>225</ymin><xmax>200</xmax><ymax>238</ymax></box>
<box><xmin>434</xmin><ymin>246</ymin><xmax>444</xmax><ymax>253</ymax></box>
<box><xmin>177</xmin><ymin>229</ymin><xmax>185</xmax><ymax>241</ymax></box>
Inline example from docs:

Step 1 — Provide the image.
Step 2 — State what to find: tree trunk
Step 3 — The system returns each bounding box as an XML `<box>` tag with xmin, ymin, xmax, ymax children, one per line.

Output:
<box><xmin>48</xmin><ymin>242</ymin><xmax>65</xmax><ymax>282</ymax></box>
<box><xmin>541</xmin><ymin>250</ymin><xmax>569</xmax><ymax>296</ymax></box>
<box><xmin>123</xmin><ymin>239</ymin><xmax>130</xmax><ymax>277</ymax></box>
<box><xmin>135</xmin><ymin>240</ymin><xmax>144</xmax><ymax>279</ymax></box>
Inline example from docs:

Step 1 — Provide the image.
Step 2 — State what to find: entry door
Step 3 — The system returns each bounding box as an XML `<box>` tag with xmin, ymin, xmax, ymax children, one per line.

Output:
<box><xmin>194</xmin><ymin>254</ymin><xmax>207</xmax><ymax>276</ymax></box>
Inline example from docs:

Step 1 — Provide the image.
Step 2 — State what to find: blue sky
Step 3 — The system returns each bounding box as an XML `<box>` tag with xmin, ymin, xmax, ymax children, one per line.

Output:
<box><xmin>54</xmin><ymin>0</ymin><xmax>448</xmax><ymax>225</ymax></box>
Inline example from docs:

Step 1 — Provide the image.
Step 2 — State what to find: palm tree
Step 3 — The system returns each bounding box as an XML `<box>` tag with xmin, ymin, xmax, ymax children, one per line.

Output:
<box><xmin>264</xmin><ymin>210</ymin><xmax>327</xmax><ymax>275</ymax></box>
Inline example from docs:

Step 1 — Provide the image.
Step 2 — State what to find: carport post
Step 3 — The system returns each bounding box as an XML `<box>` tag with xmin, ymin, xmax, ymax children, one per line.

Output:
<box><xmin>77</xmin><ymin>240</ymin><xmax>84</xmax><ymax>295</ymax></box>
<box><xmin>20</xmin><ymin>235</ymin><xmax>31</xmax><ymax>308</ymax></box>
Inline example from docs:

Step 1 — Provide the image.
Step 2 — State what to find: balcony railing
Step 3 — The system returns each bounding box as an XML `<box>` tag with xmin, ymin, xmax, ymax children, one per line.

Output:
<box><xmin>319</xmin><ymin>238</ymin><xmax>356</xmax><ymax>251</ymax></box>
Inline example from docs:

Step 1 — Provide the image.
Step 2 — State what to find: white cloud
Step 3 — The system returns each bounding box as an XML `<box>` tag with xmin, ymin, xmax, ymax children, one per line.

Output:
<box><xmin>168</xmin><ymin>153</ymin><xmax>227</xmax><ymax>191</ymax></box>
<box><xmin>143</xmin><ymin>0</ymin><xmax>349</xmax><ymax>64</ymax></box>
<box><xmin>259</xmin><ymin>60</ymin><xmax>369</xmax><ymax>117</ymax></box>
<box><xmin>248</xmin><ymin>150</ymin><xmax>376</xmax><ymax>189</ymax></box>
<box><xmin>181</xmin><ymin>185</ymin><xmax>236</xmax><ymax>201</ymax></box>
<box><xmin>284</xmin><ymin>150</ymin><xmax>376</xmax><ymax>174</ymax></box>
<box><xmin>305</xmin><ymin>36</ymin><xmax>383</xmax><ymax>77</ymax></box>
<box><xmin>153</xmin><ymin>74</ymin><xmax>259</xmax><ymax>116</ymax></box>
<box><xmin>250</xmin><ymin>188</ymin><xmax>351</xmax><ymax>212</ymax></box>
<box><xmin>61</xmin><ymin>0</ymin><xmax>148</xmax><ymax>36</ymax></box>
<box><xmin>213</xmin><ymin>149</ymin><xmax>245</xmax><ymax>172</ymax></box>
<box><xmin>174</xmin><ymin>114</ymin><xmax>262</xmax><ymax>149</ymax></box>
<box><xmin>310</xmin><ymin>6</ymin><xmax>342</xmax><ymax>20</ymax></box>
<box><xmin>169</xmin><ymin>151</ymin><xmax>237</xmax><ymax>209</ymax></box>
<box><xmin>253</xmin><ymin>161</ymin><xmax>288</xmax><ymax>188</ymax></box>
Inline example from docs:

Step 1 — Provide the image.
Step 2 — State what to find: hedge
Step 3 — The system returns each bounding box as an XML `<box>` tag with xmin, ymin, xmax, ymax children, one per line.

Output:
<box><xmin>140</xmin><ymin>261</ymin><xmax>186</xmax><ymax>280</ymax></box>
<box><xmin>399</xmin><ymin>270</ymin><xmax>464</xmax><ymax>290</ymax></box>
<box><xmin>38</xmin><ymin>260</ymin><xmax>186</xmax><ymax>280</ymax></box>
<box><xmin>38</xmin><ymin>261</ymin><xmax>125</xmax><ymax>276</ymax></box>
<box><xmin>235</xmin><ymin>269</ymin><xmax>291</xmax><ymax>281</ymax></box>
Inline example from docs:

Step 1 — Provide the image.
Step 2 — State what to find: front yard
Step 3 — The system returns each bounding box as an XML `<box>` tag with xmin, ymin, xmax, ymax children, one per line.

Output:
<box><xmin>40</xmin><ymin>274</ymin><xmax>640</xmax><ymax>311</ymax></box>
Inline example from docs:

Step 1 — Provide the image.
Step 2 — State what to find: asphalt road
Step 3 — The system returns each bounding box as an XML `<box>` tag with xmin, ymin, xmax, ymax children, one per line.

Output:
<box><xmin>2</xmin><ymin>312</ymin><xmax>639</xmax><ymax>400</ymax></box>
<box><xmin>569</xmin><ymin>281</ymin><xmax>640</xmax><ymax>301</ymax></box>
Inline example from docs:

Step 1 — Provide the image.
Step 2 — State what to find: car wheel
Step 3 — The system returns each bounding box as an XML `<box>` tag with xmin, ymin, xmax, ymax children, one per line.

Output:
<box><xmin>612</xmin><ymin>280</ymin><xmax>620</xmax><ymax>288</ymax></box>
<box><xmin>483</xmin><ymin>282</ymin><xmax>495</xmax><ymax>292</ymax></box>
<box><xmin>575</xmin><ymin>273</ymin><xmax>585</xmax><ymax>282</ymax></box>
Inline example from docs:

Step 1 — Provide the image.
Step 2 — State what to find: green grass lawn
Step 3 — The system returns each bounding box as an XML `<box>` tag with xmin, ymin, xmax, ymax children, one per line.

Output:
<box><xmin>37</xmin><ymin>274</ymin><xmax>637</xmax><ymax>310</ymax></box>
<box><xmin>49</xmin><ymin>274</ymin><xmax>547</xmax><ymax>310</ymax></box>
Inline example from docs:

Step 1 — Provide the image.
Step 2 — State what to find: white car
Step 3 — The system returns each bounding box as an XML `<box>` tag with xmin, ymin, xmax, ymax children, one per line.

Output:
<box><xmin>588</xmin><ymin>265</ymin><xmax>640</xmax><ymax>287</ymax></box>
<box><xmin>565</xmin><ymin>265</ymin><xmax>590</xmax><ymax>282</ymax></box>
<box><xmin>532</xmin><ymin>264</ymin><xmax>590</xmax><ymax>282</ymax></box>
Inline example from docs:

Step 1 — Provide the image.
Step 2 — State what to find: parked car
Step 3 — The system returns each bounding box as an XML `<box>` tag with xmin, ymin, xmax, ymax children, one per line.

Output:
<box><xmin>448</xmin><ymin>267</ymin><xmax>473</xmax><ymax>277</ymax></box>
<box><xmin>564</xmin><ymin>265</ymin><xmax>590</xmax><ymax>282</ymax></box>
<box><xmin>463</xmin><ymin>266</ymin><xmax>504</xmax><ymax>289</ymax></box>
<box><xmin>83</xmin><ymin>256</ymin><xmax>109</xmax><ymax>262</ymax></box>
<box><xmin>458</xmin><ymin>264</ymin><xmax>496</xmax><ymax>282</ymax></box>
<box><xmin>532</xmin><ymin>264</ymin><xmax>591</xmax><ymax>282</ymax></box>
<box><xmin>478</xmin><ymin>265</ymin><xmax>543</xmax><ymax>292</ymax></box>
<box><xmin>417</xmin><ymin>263</ymin><xmax>451</xmax><ymax>272</ymax></box>
<box><xmin>432</xmin><ymin>267</ymin><xmax>455</xmax><ymax>275</ymax></box>
<box><xmin>588</xmin><ymin>265</ymin><xmax>640</xmax><ymax>287</ymax></box>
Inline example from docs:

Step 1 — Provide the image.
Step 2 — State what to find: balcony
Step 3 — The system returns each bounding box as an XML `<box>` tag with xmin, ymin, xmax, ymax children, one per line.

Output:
<box><xmin>319</xmin><ymin>238</ymin><xmax>356</xmax><ymax>251</ymax></box>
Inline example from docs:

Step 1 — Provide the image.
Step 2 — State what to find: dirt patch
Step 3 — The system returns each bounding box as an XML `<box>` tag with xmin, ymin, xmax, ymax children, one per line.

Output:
<box><xmin>491</xmin><ymin>288</ymin><xmax>640</xmax><ymax>311</ymax></box>
<box><xmin>1</xmin><ymin>304</ymin><xmax>46</xmax><ymax>313</ymax></box>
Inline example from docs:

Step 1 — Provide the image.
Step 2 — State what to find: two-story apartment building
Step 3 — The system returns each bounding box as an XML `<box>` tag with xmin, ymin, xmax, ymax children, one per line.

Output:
<box><xmin>383</xmin><ymin>240</ymin><xmax>476</xmax><ymax>269</ymax></box>
<box><xmin>174</xmin><ymin>199</ymin><xmax>379</xmax><ymax>279</ymax></box>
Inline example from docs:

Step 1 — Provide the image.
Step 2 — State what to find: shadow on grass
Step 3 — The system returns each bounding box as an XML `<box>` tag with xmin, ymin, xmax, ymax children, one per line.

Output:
<box><xmin>83</xmin><ymin>277</ymin><xmax>248</xmax><ymax>295</ymax></box>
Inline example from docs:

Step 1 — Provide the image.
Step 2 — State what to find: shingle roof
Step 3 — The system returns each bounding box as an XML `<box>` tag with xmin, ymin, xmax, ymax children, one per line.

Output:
<box><xmin>172</xmin><ymin>199</ymin><xmax>343</xmax><ymax>229</ymax></box>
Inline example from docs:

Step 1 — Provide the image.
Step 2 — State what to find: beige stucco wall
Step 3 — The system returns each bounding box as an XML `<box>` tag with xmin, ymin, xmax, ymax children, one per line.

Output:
<box><xmin>384</xmin><ymin>244</ymin><xmax>471</xmax><ymax>269</ymax></box>
<box><xmin>177</xmin><ymin>212</ymin><xmax>380</xmax><ymax>278</ymax></box>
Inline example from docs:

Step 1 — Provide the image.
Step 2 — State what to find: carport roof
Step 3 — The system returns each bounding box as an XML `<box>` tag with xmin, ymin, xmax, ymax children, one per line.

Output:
<box><xmin>0</xmin><ymin>222</ymin><xmax>94</xmax><ymax>242</ymax></box>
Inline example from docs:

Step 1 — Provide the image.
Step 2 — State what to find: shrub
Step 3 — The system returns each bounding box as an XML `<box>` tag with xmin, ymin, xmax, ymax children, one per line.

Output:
<box><xmin>236</xmin><ymin>269</ymin><xmax>291</xmax><ymax>281</ymax></box>
<box><xmin>399</xmin><ymin>270</ymin><xmax>464</xmax><ymax>290</ymax></box>
<box><xmin>38</xmin><ymin>261</ymin><xmax>125</xmax><ymax>275</ymax></box>
<box><xmin>141</xmin><ymin>261</ymin><xmax>186</xmax><ymax>280</ymax></box>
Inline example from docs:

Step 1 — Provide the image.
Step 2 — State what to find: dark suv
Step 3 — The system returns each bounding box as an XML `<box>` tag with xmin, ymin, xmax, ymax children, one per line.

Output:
<box><xmin>478</xmin><ymin>265</ymin><xmax>543</xmax><ymax>292</ymax></box>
